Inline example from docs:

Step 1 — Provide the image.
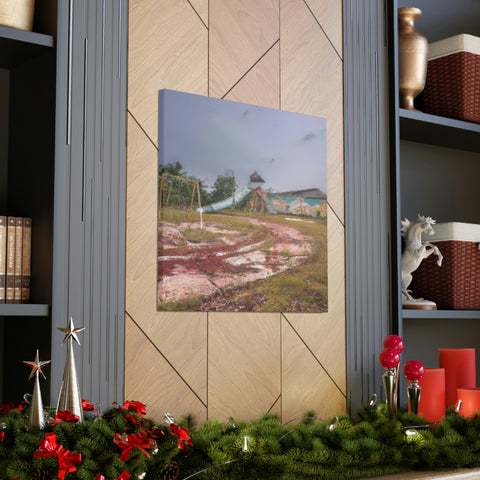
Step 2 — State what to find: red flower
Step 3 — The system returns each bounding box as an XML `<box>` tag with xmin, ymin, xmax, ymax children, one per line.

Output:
<box><xmin>123</xmin><ymin>400</ymin><xmax>147</xmax><ymax>416</ymax></box>
<box><xmin>169</xmin><ymin>423</ymin><xmax>193</xmax><ymax>452</ymax></box>
<box><xmin>113</xmin><ymin>431</ymin><xmax>155</xmax><ymax>461</ymax></box>
<box><xmin>33</xmin><ymin>432</ymin><xmax>81</xmax><ymax>480</ymax></box>
<box><xmin>0</xmin><ymin>402</ymin><xmax>15</xmax><ymax>413</ymax></box>
<box><xmin>82</xmin><ymin>399</ymin><xmax>100</xmax><ymax>415</ymax></box>
<box><xmin>0</xmin><ymin>431</ymin><xmax>4</xmax><ymax>442</ymax></box>
<box><xmin>95</xmin><ymin>474</ymin><xmax>130</xmax><ymax>480</ymax></box>
<box><xmin>52</xmin><ymin>410</ymin><xmax>80</xmax><ymax>425</ymax></box>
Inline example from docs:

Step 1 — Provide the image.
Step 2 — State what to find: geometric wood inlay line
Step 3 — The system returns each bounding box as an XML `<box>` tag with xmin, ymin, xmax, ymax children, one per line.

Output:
<box><xmin>328</xmin><ymin>201</ymin><xmax>344</xmax><ymax>228</ymax></box>
<box><xmin>128</xmin><ymin>110</ymin><xmax>159</xmax><ymax>152</ymax></box>
<box><xmin>125</xmin><ymin>310</ymin><xmax>207</xmax><ymax>408</ymax></box>
<box><xmin>302</xmin><ymin>0</ymin><xmax>342</xmax><ymax>61</ymax></box>
<box><xmin>282</xmin><ymin>313</ymin><xmax>346</xmax><ymax>398</ymax></box>
<box><xmin>266</xmin><ymin>393</ymin><xmax>282</xmax><ymax>414</ymax></box>
<box><xmin>187</xmin><ymin>0</ymin><xmax>208</xmax><ymax>29</ymax></box>
<box><xmin>221</xmin><ymin>39</ymin><xmax>280</xmax><ymax>100</ymax></box>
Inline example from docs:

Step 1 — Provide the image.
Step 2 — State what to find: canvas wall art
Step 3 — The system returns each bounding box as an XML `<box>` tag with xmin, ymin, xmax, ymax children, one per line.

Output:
<box><xmin>158</xmin><ymin>89</ymin><xmax>327</xmax><ymax>312</ymax></box>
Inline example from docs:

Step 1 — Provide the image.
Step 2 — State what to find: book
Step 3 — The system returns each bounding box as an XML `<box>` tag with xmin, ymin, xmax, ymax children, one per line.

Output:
<box><xmin>14</xmin><ymin>217</ymin><xmax>23</xmax><ymax>303</ymax></box>
<box><xmin>0</xmin><ymin>216</ymin><xmax>6</xmax><ymax>303</ymax></box>
<box><xmin>6</xmin><ymin>217</ymin><xmax>15</xmax><ymax>304</ymax></box>
<box><xmin>21</xmin><ymin>218</ymin><xmax>32</xmax><ymax>303</ymax></box>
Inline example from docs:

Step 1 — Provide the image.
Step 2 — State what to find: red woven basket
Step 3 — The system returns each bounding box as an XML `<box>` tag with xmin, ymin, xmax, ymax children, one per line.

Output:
<box><xmin>410</xmin><ymin>240</ymin><xmax>480</xmax><ymax>310</ymax></box>
<box><xmin>423</xmin><ymin>51</ymin><xmax>480</xmax><ymax>124</ymax></box>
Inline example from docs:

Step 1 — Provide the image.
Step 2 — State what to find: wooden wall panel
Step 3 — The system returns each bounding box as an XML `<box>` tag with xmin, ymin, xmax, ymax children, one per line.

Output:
<box><xmin>128</xmin><ymin>0</ymin><xmax>208</xmax><ymax>143</ymax></box>
<box><xmin>190</xmin><ymin>0</ymin><xmax>208</xmax><ymax>26</ymax></box>
<box><xmin>305</xmin><ymin>0</ymin><xmax>343</xmax><ymax>58</ymax></box>
<box><xmin>209</xmin><ymin>0</ymin><xmax>279</xmax><ymax>98</ymax></box>
<box><xmin>126</xmin><ymin>0</ymin><xmax>345</xmax><ymax>424</ymax></box>
<box><xmin>224</xmin><ymin>43</ymin><xmax>280</xmax><ymax>110</ymax></box>
<box><xmin>208</xmin><ymin>313</ymin><xmax>280</xmax><ymax>420</ymax></box>
<box><xmin>125</xmin><ymin>315</ymin><xmax>207</xmax><ymax>422</ymax></box>
<box><xmin>282</xmin><ymin>316</ymin><xmax>346</xmax><ymax>421</ymax></box>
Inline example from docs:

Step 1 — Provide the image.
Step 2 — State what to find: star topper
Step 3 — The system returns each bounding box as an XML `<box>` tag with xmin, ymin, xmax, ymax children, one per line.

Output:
<box><xmin>58</xmin><ymin>317</ymin><xmax>85</xmax><ymax>345</ymax></box>
<box><xmin>23</xmin><ymin>350</ymin><xmax>51</xmax><ymax>380</ymax></box>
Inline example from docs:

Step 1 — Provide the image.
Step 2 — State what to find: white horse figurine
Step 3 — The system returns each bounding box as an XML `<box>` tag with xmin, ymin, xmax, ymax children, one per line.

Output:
<box><xmin>401</xmin><ymin>215</ymin><xmax>443</xmax><ymax>302</ymax></box>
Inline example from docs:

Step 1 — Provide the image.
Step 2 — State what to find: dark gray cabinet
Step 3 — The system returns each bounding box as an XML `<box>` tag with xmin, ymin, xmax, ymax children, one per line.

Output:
<box><xmin>0</xmin><ymin>1</ymin><xmax>127</xmax><ymax>409</ymax></box>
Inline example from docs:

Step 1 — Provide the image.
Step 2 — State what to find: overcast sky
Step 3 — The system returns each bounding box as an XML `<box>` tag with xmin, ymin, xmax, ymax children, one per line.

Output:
<box><xmin>159</xmin><ymin>89</ymin><xmax>327</xmax><ymax>195</ymax></box>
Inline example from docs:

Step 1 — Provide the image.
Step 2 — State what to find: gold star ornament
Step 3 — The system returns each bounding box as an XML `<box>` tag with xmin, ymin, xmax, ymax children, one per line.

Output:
<box><xmin>23</xmin><ymin>349</ymin><xmax>51</xmax><ymax>380</ymax></box>
<box><xmin>58</xmin><ymin>317</ymin><xmax>85</xmax><ymax>344</ymax></box>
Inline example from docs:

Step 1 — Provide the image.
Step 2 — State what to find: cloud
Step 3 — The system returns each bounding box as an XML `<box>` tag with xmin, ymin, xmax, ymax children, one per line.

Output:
<box><xmin>300</xmin><ymin>132</ymin><xmax>317</xmax><ymax>142</ymax></box>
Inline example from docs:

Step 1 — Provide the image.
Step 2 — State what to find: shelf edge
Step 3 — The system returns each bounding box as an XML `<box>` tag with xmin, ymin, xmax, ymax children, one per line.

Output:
<box><xmin>0</xmin><ymin>304</ymin><xmax>49</xmax><ymax>317</ymax></box>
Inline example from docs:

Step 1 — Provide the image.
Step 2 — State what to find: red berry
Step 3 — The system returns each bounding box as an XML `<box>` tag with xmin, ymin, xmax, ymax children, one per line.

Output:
<box><xmin>379</xmin><ymin>347</ymin><xmax>401</xmax><ymax>369</ymax></box>
<box><xmin>403</xmin><ymin>360</ymin><xmax>425</xmax><ymax>381</ymax></box>
<box><xmin>383</xmin><ymin>334</ymin><xmax>405</xmax><ymax>353</ymax></box>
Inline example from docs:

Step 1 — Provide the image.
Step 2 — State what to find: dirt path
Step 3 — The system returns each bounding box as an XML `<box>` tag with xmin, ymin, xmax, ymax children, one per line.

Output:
<box><xmin>158</xmin><ymin>216</ymin><xmax>314</xmax><ymax>304</ymax></box>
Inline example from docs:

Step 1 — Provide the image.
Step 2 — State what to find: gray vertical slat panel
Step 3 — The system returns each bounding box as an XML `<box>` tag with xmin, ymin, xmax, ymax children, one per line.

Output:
<box><xmin>51</xmin><ymin>0</ymin><xmax>127</xmax><ymax>408</ymax></box>
<box><xmin>344</xmin><ymin>0</ymin><xmax>392</xmax><ymax>415</ymax></box>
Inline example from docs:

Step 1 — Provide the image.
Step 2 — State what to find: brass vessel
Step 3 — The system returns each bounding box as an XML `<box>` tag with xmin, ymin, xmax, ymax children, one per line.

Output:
<box><xmin>398</xmin><ymin>7</ymin><xmax>428</xmax><ymax>110</ymax></box>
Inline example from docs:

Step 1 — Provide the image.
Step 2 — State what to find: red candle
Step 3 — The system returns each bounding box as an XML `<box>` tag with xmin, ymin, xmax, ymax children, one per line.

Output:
<box><xmin>439</xmin><ymin>348</ymin><xmax>476</xmax><ymax>407</ymax></box>
<box><xmin>457</xmin><ymin>388</ymin><xmax>480</xmax><ymax>418</ymax></box>
<box><xmin>416</xmin><ymin>368</ymin><xmax>445</xmax><ymax>423</ymax></box>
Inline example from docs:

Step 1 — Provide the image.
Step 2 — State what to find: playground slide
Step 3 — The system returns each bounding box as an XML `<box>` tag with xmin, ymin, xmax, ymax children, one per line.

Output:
<box><xmin>254</xmin><ymin>186</ymin><xmax>275</xmax><ymax>214</ymax></box>
<box><xmin>198</xmin><ymin>185</ymin><xmax>251</xmax><ymax>213</ymax></box>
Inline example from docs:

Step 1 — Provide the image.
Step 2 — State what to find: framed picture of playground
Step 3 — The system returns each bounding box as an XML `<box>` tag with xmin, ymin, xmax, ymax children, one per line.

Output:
<box><xmin>158</xmin><ymin>89</ymin><xmax>328</xmax><ymax>313</ymax></box>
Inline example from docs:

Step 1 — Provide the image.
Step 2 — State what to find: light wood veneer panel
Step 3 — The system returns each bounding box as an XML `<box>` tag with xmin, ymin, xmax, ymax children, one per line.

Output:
<box><xmin>128</xmin><ymin>0</ymin><xmax>207</xmax><ymax>144</ymax></box>
<box><xmin>190</xmin><ymin>0</ymin><xmax>208</xmax><ymax>26</ymax></box>
<box><xmin>282</xmin><ymin>314</ymin><xmax>346</xmax><ymax>421</ymax></box>
<box><xmin>209</xmin><ymin>0</ymin><xmax>279</xmax><ymax>98</ymax></box>
<box><xmin>284</xmin><ymin>207</ymin><xmax>346</xmax><ymax>392</ymax></box>
<box><xmin>224</xmin><ymin>42</ymin><xmax>280</xmax><ymax>110</ymax></box>
<box><xmin>126</xmin><ymin>115</ymin><xmax>157</xmax><ymax>315</ymax></box>
<box><xmin>126</xmin><ymin>117</ymin><xmax>207</xmax><ymax>400</ymax></box>
<box><xmin>280</xmin><ymin>0</ymin><xmax>344</xmax><ymax>222</ymax></box>
<box><xmin>125</xmin><ymin>315</ymin><xmax>207</xmax><ymax>423</ymax></box>
<box><xmin>208</xmin><ymin>313</ymin><xmax>280</xmax><ymax>421</ymax></box>
<box><xmin>305</xmin><ymin>0</ymin><xmax>343</xmax><ymax>59</ymax></box>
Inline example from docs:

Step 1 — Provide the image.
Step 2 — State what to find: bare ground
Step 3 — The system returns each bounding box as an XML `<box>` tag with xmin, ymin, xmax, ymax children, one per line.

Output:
<box><xmin>158</xmin><ymin>216</ymin><xmax>314</xmax><ymax>305</ymax></box>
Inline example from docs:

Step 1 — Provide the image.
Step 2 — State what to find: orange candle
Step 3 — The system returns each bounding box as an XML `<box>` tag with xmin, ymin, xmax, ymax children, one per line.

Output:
<box><xmin>457</xmin><ymin>388</ymin><xmax>480</xmax><ymax>418</ymax></box>
<box><xmin>417</xmin><ymin>368</ymin><xmax>445</xmax><ymax>423</ymax></box>
<box><xmin>439</xmin><ymin>348</ymin><xmax>476</xmax><ymax>407</ymax></box>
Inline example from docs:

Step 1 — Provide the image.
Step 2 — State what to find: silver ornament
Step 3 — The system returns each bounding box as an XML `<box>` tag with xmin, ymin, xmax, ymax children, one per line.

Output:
<box><xmin>56</xmin><ymin>317</ymin><xmax>84</xmax><ymax>421</ymax></box>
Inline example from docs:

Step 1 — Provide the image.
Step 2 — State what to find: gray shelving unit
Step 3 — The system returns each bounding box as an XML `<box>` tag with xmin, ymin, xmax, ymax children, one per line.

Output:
<box><xmin>0</xmin><ymin>12</ymin><xmax>57</xmax><ymax>404</ymax></box>
<box><xmin>390</xmin><ymin>0</ymin><xmax>480</xmax><ymax>394</ymax></box>
<box><xmin>0</xmin><ymin>1</ymin><xmax>127</xmax><ymax>408</ymax></box>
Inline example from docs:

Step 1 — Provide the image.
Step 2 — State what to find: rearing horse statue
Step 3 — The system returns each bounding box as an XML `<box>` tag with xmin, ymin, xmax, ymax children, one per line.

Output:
<box><xmin>401</xmin><ymin>215</ymin><xmax>443</xmax><ymax>302</ymax></box>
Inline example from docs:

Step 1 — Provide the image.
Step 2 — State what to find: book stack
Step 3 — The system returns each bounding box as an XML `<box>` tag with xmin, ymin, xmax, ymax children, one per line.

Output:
<box><xmin>0</xmin><ymin>216</ymin><xmax>32</xmax><ymax>304</ymax></box>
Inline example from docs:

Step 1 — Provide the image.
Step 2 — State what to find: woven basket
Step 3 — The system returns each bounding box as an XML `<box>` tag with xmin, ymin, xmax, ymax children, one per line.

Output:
<box><xmin>410</xmin><ymin>240</ymin><xmax>480</xmax><ymax>310</ymax></box>
<box><xmin>423</xmin><ymin>51</ymin><xmax>480</xmax><ymax>123</ymax></box>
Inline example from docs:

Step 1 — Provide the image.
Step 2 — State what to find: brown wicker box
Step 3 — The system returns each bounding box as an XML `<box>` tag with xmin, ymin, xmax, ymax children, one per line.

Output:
<box><xmin>410</xmin><ymin>223</ymin><xmax>480</xmax><ymax>310</ymax></box>
<box><xmin>423</xmin><ymin>34</ymin><xmax>480</xmax><ymax>124</ymax></box>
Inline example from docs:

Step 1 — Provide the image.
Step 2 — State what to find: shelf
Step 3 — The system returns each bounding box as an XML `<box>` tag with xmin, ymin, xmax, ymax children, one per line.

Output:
<box><xmin>403</xmin><ymin>309</ymin><xmax>480</xmax><ymax>319</ymax></box>
<box><xmin>0</xmin><ymin>304</ymin><xmax>49</xmax><ymax>317</ymax></box>
<box><xmin>0</xmin><ymin>25</ymin><xmax>54</xmax><ymax>69</ymax></box>
<box><xmin>399</xmin><ymin>108</ymin><xmax>480</xmax><ymax>153</ymax></box>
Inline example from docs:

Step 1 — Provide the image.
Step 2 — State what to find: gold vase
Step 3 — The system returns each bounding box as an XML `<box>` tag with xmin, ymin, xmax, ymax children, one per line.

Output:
<box><xmin>398</xmin><ymin>7</ymin><xmax>428</xmax><ymax>111</ymax></box>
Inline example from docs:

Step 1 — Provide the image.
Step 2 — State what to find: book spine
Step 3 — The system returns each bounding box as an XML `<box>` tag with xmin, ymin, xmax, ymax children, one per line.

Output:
<box><xmin>0</xmin><ymin>216</ymin><xmax>6</xmax><ymax>303</ymax></box>
<box><xmin>6</xmin><ymin>217</ymin><xmax>15</xmax><ymax>304</ymax></box>
<box><xmin>21</xmin><ymin>218</ymin><xmax>32</xmax><ymax>303</ymax></box>
<box><xmin>14</xmin><ymin>217</ymin><xmax>23</xmax><ymax>304</ymax></box>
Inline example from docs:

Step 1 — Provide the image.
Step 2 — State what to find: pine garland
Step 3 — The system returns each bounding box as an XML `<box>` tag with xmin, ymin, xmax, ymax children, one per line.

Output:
<box><xmin>4</xmin><ymin>401</ymin><xmax>480</xmax><ymax>479</ymax></box>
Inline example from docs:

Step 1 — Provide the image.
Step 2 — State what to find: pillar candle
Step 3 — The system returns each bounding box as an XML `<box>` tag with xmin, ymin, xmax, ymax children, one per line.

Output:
<box><xmin>416</xmin><ymin>368</ymin><xmax>445</xmax><ymax>423</ymax></box>
<box><xmin>457</xmin><ymin>388</ymin><xmax>480</xmax><ymax>418</ymax></box>
<box><xmin>439</xmin><ymin>348</ymin><xmax>476</xmax><ymax>407</ymax></box>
